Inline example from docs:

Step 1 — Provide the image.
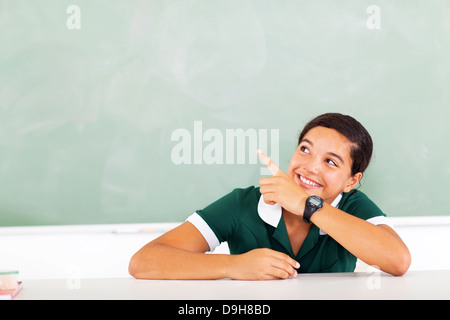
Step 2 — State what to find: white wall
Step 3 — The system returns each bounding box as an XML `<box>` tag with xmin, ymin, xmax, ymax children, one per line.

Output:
<box><xmin>373</xmin><ymin>216</ymin><xmax>450</xmax><ymax>272</ymax></box>
<box><xmin>1</xmin><ymin>216</ymin><xmax>449</xmax><ymax>280</ymax></box>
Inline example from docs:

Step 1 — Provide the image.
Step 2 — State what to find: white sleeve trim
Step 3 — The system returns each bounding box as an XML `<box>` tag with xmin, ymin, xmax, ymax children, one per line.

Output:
<box><xmin>186</xmin><ymin>212</ymin><xmax>220</xmax><ymax>252</ymax></box>
<box><xmin>366</xmin><ymin>215</ymin><xmax>394</xmax><ymax>229</ymax></box>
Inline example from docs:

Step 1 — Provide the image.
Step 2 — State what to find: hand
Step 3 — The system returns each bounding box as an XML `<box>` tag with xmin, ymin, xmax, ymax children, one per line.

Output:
<box><xmin>257</xmin><ymin>149</ymin><xmax>307</xmax><ymax>216</ymax></box>
<box><xmin>229</xmin><ymin>248</ymin><xmax>300</xmax><ymax>280</ymax></box>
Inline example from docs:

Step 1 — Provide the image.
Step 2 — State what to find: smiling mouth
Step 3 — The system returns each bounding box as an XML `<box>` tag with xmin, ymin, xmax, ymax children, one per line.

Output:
<box><xmin>297</xmin><ymin>174</ymin><xmax>322</xmax><ymax>188</ymax></box>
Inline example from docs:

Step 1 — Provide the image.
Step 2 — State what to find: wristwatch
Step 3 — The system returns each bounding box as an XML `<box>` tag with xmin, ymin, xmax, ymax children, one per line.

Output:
<box><xmin>302</xmin><ymin>196</ymin><xmax>323</xmax><ymax>223</ymax></box>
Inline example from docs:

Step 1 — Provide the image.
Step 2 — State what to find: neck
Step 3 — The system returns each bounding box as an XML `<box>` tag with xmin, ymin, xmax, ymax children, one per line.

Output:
<box><xmin>282</xmin><ymin>208</ymin><xmax>309</xmax><ymax>228</ymax></box>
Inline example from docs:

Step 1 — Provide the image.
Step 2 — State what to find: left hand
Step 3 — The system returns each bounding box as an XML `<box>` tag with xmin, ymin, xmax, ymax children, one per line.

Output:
<box><xmin>257</xmin><ymin>149</ymin><xmax>307</xmax><ymax>216</ymax></box>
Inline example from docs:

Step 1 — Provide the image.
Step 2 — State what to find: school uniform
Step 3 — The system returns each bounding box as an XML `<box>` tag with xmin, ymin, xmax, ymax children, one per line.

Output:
<box><xmin>187</xmin><ymin>186</ymin><xmax>393</xmax><ymax>273</ymax></box>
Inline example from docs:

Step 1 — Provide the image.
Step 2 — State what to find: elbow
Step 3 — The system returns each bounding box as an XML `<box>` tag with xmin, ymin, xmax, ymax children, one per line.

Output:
<box><xmin>390</xmin><ymin>250</ymin><xmax>412</xmax><ymax>277</ymax></box>
<box><xmin>128</xmin><ymin>254</ymin><xmax>139</xmax><ymax>279</ymax></box>
<box><xmin>128</xmin><ymin>253</ymin><xmax>147</xmax><ymax>279</ymax></box>
<box><xmin>129</xmin><ymin>243</ymin><xmax>168</xmax><ymax>279</ymax></box>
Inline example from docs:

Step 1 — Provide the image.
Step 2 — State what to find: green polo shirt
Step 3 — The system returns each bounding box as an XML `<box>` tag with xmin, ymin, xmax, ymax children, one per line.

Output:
<box><xmin>187</xmin><ymin>186</ymin><xmax>391</xmax><ymax>273</ymax></box>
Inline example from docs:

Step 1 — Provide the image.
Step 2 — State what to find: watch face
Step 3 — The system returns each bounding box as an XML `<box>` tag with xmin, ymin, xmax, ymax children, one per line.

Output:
<box><xmin>309</xmin><ymin>196</ymin><xmax>322</xmax><ymax>207</ymax></box>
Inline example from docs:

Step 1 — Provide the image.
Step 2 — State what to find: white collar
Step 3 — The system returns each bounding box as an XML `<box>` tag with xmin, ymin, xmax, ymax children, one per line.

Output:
<box><xmin>257</xmin><ymin>193</ymin><xmax>343</xmax><ymax>228</ymax></box>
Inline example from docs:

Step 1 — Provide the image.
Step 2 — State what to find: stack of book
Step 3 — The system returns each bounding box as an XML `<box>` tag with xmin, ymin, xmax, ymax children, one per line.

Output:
<box><xmin>0</xmin><ymin>270</ymin><xmax>22</xmax><ymax>300</ymax></box>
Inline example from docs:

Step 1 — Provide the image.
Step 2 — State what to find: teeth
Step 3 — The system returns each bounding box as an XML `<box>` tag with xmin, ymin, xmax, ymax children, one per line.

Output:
<box><xmin>299</xmin><ymin>175</ymin><xmax>321</xmax><ymax>187</ymax></box>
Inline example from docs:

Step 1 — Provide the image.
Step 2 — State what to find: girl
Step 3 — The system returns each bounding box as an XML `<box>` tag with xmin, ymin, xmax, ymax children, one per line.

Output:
<box><xmin>129</xmin><ymin>113</ymin><xmax>411</xmax><ymax>279</ymax></box>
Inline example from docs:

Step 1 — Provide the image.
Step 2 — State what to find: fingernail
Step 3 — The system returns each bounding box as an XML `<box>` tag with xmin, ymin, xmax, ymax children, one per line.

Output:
<box><xmin>296</xmin><ymin>262</ymin><xmax>300</xmax><ymax>269</ymax></box>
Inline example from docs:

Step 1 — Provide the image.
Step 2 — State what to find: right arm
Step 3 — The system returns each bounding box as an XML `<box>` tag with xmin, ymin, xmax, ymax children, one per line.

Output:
<box><xmin>128</xmin><ymin>221</ymin><xmax>299</xmax><ymax>280</ymax></box>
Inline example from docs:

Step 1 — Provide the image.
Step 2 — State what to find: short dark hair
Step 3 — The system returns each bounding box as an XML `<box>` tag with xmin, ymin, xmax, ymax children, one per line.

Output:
<box><xmin>297</xmin><ymin>113</ymin><xmax>373</xmax><ymax>176</ymax></box>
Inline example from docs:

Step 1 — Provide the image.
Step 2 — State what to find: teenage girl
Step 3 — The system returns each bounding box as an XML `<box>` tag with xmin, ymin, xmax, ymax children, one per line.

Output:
<box><xmin>129</xmin><ymin>113</ymin><xmax>411</xmax><ymax>279</ymax></box>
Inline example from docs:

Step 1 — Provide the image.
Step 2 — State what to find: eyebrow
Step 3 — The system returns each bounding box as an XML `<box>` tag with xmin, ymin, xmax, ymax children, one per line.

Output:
<box><xmin>300</xmin><ymin>138</ymin><xmax>345</xmax><ymax>165</ymax></box>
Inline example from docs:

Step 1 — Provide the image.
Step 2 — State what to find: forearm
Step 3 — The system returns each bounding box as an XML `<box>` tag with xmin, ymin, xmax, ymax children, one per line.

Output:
<box><xmin>310</xmin><ymin>204</ymin><xmax>411</xmax><ymax>276</ymax></box>
<box><xmin>129</xmin><ymin>243</ymin><xmax>232</xmax><ymax>280</ymax></box>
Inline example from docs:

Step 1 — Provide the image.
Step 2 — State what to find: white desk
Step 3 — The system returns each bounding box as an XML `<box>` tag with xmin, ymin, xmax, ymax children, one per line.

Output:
<box><xmin>14</xmin><ymin>270</ymin><xmax>450</xmax><ymax>300</ymax></box>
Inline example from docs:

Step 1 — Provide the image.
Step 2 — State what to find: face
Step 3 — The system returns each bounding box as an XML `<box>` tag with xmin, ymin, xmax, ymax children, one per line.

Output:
<box><xmin>288</xmin><ymin>126</ymin><xmax>362</xmax><ymax>204</ymax></box>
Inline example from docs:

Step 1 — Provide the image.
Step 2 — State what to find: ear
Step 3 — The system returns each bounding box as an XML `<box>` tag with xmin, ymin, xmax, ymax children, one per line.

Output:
<box><xmin>343</xmin><ymin>172</ymin><xmax>362</xmax><ymax>192</ymax></box>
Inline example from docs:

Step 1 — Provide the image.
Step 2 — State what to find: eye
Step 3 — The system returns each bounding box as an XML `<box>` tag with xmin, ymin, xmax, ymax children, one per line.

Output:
<box><xmin>300</xmin><ymin>146</ymin><xmax>310</xmax><ymax>154</ymax></box>
<box><xmin>326</xmin><ymin>159</ymin><xmax>338</xmax><ymax>167</ymax></box>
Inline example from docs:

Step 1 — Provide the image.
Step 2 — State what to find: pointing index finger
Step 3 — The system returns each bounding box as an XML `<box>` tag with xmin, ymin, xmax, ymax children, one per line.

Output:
<box><xmin>257</xmin><ymin>149</ymin><xmax>280</xmax><ymax>176</ymax></box>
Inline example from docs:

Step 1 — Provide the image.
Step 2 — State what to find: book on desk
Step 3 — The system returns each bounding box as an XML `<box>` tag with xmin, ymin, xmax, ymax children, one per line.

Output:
<box><xmin>0</xmin><ymin>270</ymin><xmax>22</xmax><ymax>300</ymax></box>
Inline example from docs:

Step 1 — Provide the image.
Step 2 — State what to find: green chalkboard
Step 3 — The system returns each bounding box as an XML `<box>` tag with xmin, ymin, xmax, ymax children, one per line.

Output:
<box><xmin>1</xmin><ymin>0</ymin><xmax>449</xmax><ymax>226</ymax></box>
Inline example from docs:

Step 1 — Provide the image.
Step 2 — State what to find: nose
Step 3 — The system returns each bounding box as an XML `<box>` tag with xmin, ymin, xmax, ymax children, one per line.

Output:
<box><xmin>303</xmin><ymin>155</ymin><xmax>321</xmax><ymax>174</ymax></box>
